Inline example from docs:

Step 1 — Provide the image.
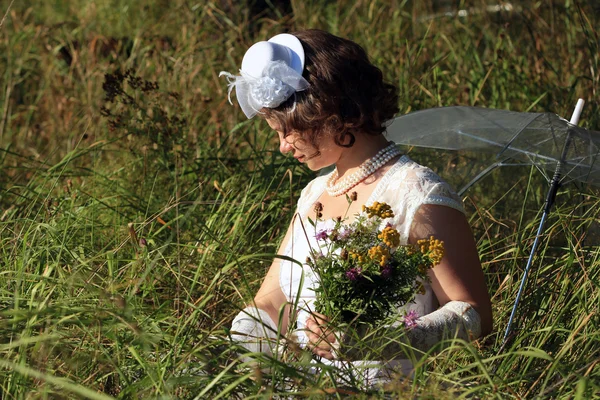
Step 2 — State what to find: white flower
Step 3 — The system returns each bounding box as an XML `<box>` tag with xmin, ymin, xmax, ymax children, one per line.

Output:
<box><xmin>220</xmin><ymin>60</ymin><xmax>309</xmax><ymax>119</ymax></box>
<box><xmin>250</xmin><ymin>76</ymin><xmax>294</xmax><ymax>108</ymax></box>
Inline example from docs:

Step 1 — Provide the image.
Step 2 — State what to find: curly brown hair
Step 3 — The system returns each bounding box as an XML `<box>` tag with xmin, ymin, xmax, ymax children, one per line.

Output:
<box><xmin>260</xmin><ymin>29</ymin><xmax>399</xmax><ymax>155</ymax></box>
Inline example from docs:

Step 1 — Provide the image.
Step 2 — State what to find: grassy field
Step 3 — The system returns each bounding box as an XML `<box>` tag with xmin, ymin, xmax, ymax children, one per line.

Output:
<box><xmin>1</xmin><ymin>0</ymin><xmax>599</xmax><ymax>397</ymax></box>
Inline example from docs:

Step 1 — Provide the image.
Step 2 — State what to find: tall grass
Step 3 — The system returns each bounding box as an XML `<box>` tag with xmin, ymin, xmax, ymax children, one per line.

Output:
<box><xmin>1</xmin><ymin>0</ymin><xmax>599</xmax><ymax>397</ymax></box>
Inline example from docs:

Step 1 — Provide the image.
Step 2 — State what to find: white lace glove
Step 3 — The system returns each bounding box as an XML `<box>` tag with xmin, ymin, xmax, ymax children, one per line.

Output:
<box><xmin>343</xmin><ymin>300</ymin><xmax>482</xmax><ymax>360</ymax></box>
<box><xmin>404</xmin><ymin>300</ymin><xmax>482</xmax><ymax>353</ymax></box>
<box><xmin>230</xmin><ymin>307</ymin><xmax>279</xmax><ymax>359</ymax></box>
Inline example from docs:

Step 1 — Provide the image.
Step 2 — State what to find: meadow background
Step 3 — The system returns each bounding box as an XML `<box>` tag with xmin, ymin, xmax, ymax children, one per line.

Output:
<box><xmin>1</xmin><ymin>0</ymin><xmax>599</xmax><ymax>398</ymax></box>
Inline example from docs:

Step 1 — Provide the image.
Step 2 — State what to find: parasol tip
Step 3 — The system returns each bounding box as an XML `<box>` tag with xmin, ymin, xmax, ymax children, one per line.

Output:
<box><xmin>569</xmin><ymin>98</ymin><xmax>585</xmax><ymax>125</ymax></box>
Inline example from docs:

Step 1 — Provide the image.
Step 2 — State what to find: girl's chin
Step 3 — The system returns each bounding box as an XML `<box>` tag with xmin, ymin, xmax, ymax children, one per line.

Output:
<box><xmin>298</xmin><ymin>154</ymin><xmax>335</xmax><ymax>171</ymax></box>
<box><xmin>304</xmin><ymin>160</ymin><xmax>332</xmax><ymax>171</ymax></box>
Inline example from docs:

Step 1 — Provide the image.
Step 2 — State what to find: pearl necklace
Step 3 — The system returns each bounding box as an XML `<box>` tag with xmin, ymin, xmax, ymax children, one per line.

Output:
<box><xmin>326</xmin><ymin>143</ymin><xmax>402</xmax><ymax>197</ymax></box>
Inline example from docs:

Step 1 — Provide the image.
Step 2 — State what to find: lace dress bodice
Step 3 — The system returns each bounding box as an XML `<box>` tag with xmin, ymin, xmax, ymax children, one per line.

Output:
<box><xmin>278</xmin><ymin>155</ymin><xmax>464</xmax><ymax>379</ymax></box>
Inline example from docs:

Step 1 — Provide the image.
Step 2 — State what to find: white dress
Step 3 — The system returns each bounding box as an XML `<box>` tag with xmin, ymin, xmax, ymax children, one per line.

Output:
<box><xmin>278</xmin><ymin>155</ymin><xmax>465</xmax><ymax>383</ymax></box>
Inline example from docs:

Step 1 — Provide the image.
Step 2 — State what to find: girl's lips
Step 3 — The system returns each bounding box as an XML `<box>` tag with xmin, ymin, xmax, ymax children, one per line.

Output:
<box><xmin>295</xmin><ymin>155</ymin><xmax>304</xmax><ymax>162</ymax></box>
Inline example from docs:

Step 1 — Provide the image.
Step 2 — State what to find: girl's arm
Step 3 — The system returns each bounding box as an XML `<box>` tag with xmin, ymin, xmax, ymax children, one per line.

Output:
<box><xmin>252</xmin><ymin>218</ymin><xmax>295</xmax><ymax>332</ymax></box>
<box><xmin>409</xmin><ymin>204</ymin><xmax>493</xmax><ymax>336</ymax></box>
<box><xmin>229</xmin><ymin>218</ymin><xmax>295</xmax><ymax>356</ymax></box>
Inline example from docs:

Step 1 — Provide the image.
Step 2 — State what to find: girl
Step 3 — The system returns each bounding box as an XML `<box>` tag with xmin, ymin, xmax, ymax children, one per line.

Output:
<box><xmin>220</xmin><ymin>29</ymin><xmax>492</xmax><ymax>381</ymax></box>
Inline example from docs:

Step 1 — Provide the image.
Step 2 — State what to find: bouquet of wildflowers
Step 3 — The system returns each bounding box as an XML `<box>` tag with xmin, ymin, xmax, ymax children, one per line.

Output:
<box><xmin>306</xmin><ymin>199</ymin><xmax>444</xmax><ymax>327</ymax></box>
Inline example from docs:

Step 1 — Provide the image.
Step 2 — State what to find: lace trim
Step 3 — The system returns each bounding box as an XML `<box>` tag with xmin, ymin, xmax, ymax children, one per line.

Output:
<box><xmin>298</xmin><ymin>155</ymin><xmax>411</xmax><ymax>217</ymax></box>
<box><xmin>365</xmin><ymin>155</ymin><xmax>411</xmax><ymax>206</ymax></box>
<box><xmin>422</xmin><ymin>195</ymin><xmax>465</xmax><ymax>214</ymax></box>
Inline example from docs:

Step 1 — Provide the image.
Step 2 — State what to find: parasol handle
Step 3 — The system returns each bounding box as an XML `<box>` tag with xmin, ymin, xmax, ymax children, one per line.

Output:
<box><xmin>501</xmin><ymin>97</ymin><xmax>586</xmax><ymax>350</ymax></box>
<box><xmin>569</xmin><ymin>98</ymin><xmax>585</xmax><ymax>125</ymax></box>
<box><xmin>545</xmin><ymin>98</ymin><xmax>585</xmax><ymax>210</ymax></box>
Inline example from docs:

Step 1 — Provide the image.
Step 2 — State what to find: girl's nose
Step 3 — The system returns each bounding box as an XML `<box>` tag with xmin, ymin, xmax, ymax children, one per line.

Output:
<box><xmin>279</xmin><ymin>135</ymin><xmax>294</xmax><ymax>154</ymax></box>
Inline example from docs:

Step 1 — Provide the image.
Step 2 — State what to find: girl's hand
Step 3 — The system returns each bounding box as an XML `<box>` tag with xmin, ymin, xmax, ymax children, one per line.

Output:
<box><xmin>306</xmin><ymin>312</ymin><xmax>337</xmax><ymax>360</ymax></box>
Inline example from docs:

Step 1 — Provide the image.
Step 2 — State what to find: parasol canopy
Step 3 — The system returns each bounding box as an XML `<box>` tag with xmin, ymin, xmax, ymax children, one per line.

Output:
<box><xmin>386</xmin><ymin>106</ymin><xmax>600</xmax><ymax>190</ymax></box>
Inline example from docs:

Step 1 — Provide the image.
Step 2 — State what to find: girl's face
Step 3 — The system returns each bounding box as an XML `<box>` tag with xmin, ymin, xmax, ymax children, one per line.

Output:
<box><xmin>266</xmin><ymin>119</ymin><xmax>344</xmax><ymax>171</ymax></box>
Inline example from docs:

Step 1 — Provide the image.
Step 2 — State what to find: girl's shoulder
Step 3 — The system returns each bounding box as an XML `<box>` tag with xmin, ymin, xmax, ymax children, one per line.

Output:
<box><xmin>378</xmin><ymin>155</ymin><xmax>464</xmax><ymax>213</ymax></box>
<box><xmin>372</xmin><ymin>155</ymin><xmax>464</xmax><ymax>243</ymax></box>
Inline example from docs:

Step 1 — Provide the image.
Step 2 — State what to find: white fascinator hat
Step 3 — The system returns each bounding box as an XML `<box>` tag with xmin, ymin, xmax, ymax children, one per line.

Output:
<box><xmin>220</xmin><ymin>33</ymin><xmax>310</xmax><ymax>119</ymax></box>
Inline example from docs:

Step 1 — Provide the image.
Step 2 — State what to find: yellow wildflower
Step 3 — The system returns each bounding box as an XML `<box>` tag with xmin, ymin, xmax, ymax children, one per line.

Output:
<box><xmin>378</xmin><ymin>226</ymin><xmax>400</xmax><ymax>248</ymax></box>
<box><xmin>368</xmin><ymin>245</ymin><xmax>391</xmax><ymax>266</ymax></box>
<box><xmin>417</xmin><ymin>236</ymin><xmax>445</xmax><ymax>265</ymax></box>
<box><xmin>362</xmin><ymin>201</ymin><xmax>394</xmax><ymax>219</ymax></box>
<box><xmin>349</xmin><ymin>250</ymin><xmax>366</xmax><ymax>264</ymax></box>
